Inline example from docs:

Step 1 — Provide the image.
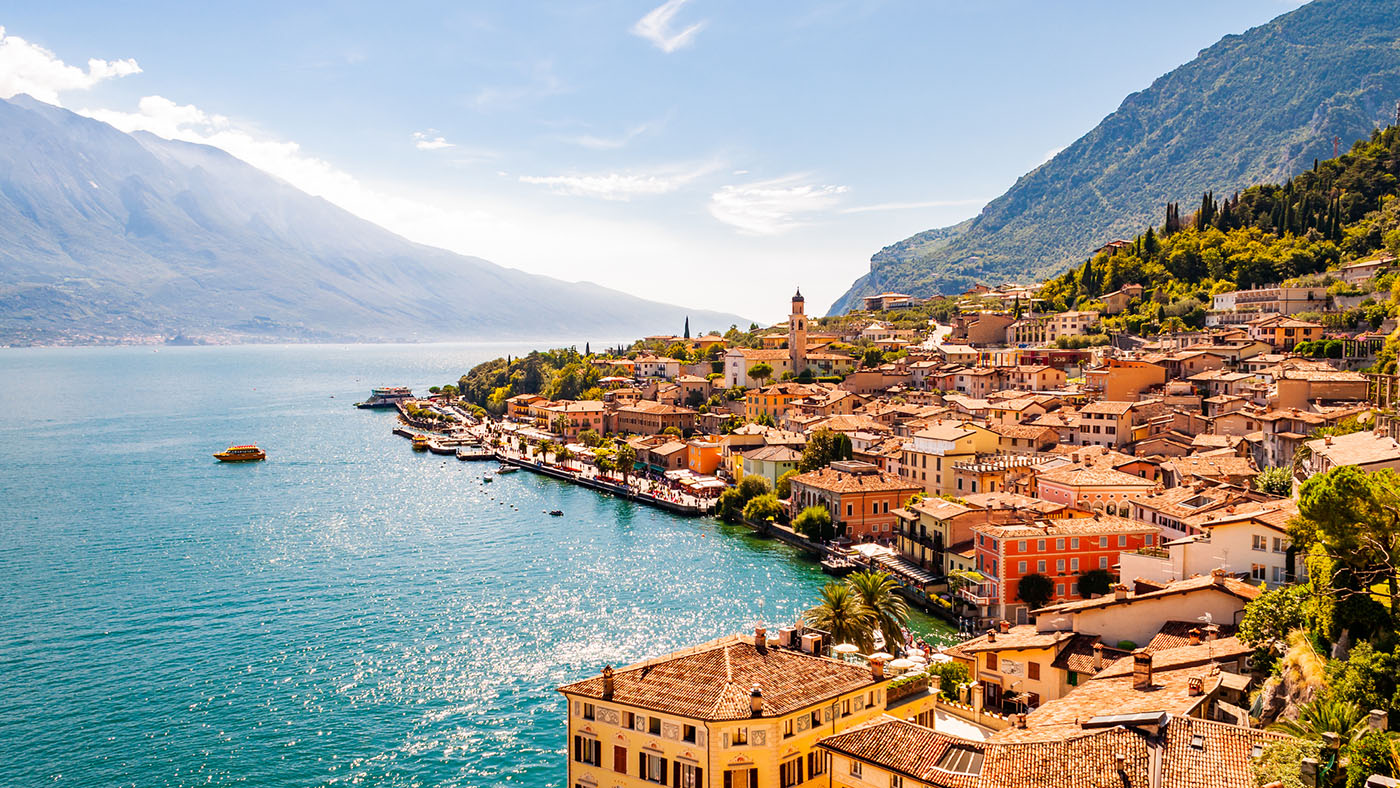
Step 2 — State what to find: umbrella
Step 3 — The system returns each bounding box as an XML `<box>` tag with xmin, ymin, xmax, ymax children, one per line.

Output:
<box><xmin>833</xmin><ymin>643</ymin><xmax>860</xmax><ymax>655</ymax></box>
<box><xmin>907</xmin><ymin>654</ymin><xmax>928</xmax><ymax>664</ymax></box>
<box><xmin>887</xmin><ymin>658</ymin><xmax>916</xmax><ymax>671</ymax></box>
<box><xmin>868</xmin><ymin>652</ymin><xmax>894</xmax><ymax>662</ymax></box>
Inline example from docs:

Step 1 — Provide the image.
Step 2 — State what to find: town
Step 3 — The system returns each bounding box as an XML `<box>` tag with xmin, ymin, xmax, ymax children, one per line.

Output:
<box><xmin>376</xmin><ymin>248</ymin><xmax>1400</xmax><ymax>788</ymax></box>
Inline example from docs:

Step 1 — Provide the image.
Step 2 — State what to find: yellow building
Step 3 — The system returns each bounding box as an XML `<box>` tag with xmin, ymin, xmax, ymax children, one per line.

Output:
<box><xmin>744</xmin><ymin>382</ymin><xmax>822</xmax><ymax>423</ymax></box>
<box><xmin>897</xmin><ymin>420</ymin><xmax>1000</xmax><ymax>496</ymax></box>
<box><xmin>559</xmin><ymin>629</ymin><xmax>938</xmax><ymax>788</ymax></box>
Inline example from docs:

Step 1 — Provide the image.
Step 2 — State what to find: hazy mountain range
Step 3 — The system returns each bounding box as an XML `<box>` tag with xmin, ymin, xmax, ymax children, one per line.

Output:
<box><xmin>0</xmin><ymin>95</ymin><xmax>745</xmax><ymax>345</ymax></box>
<box><xmin>829</xmin><ymin>0</ymin><xmax>1400</xmax><ymax>314</ymax></box>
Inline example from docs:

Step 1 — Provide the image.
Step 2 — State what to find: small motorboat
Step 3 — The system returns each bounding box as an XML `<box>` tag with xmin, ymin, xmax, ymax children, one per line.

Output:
<box><xmin>548</xmin><ymin>510</ymin><xmax>564</xmax><ymax>517</ymax></box>
<box><xmin>496</xmin><ymin>465</ymin><xmax>518</xmax><ymax>475</ymax></box>
<box><xmin>482</xmin><ymin>476</ymin><xmax>493</xmax><ymax>483</ymax></box>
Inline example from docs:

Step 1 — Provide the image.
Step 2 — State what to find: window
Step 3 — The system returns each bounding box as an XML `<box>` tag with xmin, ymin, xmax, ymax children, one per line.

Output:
<box><xmin>732</xmin><ymin>726</ymin><xmax>748</xmax><ymax>745</ymax></box>
<box><xmin>1056</xmin><ymin>559</ymin><xmax>1065</xmax><ymax>573</ymax></box>
<box><xmin>1100</xmin><ymin>537</ymin><xmax>1108</xmax><ymax>548</ymax></box>
<box><xmin>1067</xmin><ymin>671</ymin><xmax>1079</xmax><ymax>687</ymax></box>
<box><xmin>723</xmin><ymin>768</ymin><xmax>757</xmax><ymax>788</ymax></box>
<box><xmin>1028</xmin><ymin>661</ymin><xmax>1040</xmax><ymax>680</ymax></box>
<box><xmin>649</xmin><ymin>716</ymin><xmax>662</xmax><ymax>736</ymax></box>
<box><xmin>847</xmin><ymin>504</ymin><xmax>853</xmax><ymax>517</ymax></box>
<box><xmin>842</xmin><ymin>699</ymin><xmax>851</xmax><ymax>717</ymax></box>
<box><xmin>1100</xmin><ymin>557</ymin><xmax>1109</xmax><ymax>569</ymax></box>
<box><xmin>1071</xmin><ymin>558</ymin><xmax>1079</xmax><ymax>572</ymax></box>
<box><xmin>850</xmin><ymin>760</ymin><xmax>863</xmax><ymax>778</ymax></box>
<box><xmin>873</xmin><ymin>502</ymin><xmax>879</xmax><ymax>514</ymax></box>
<box><xmin>1118</xmin><ymin>535</ymin><xmax>1127</xmax><ymax>547</ymax></box>
<box><xmin>682</xmin><ymin>724</ymin><xmax>697</xmax><ymax>743</ymax></box>
<box><xmin>1252</xmin><ymin>535</ymin><xmax>1268</xmax><ymax>551</ymax></box>
<box><xmin>1070</xmin><ymin>582</ymin><xmax>1079</xmax><ymax>596</ymax></box>
<box><xmin>891</xmin><ymin>776</ymin><xmax>904</xmax><ymax>788</ymax></box>
<box><xmin>810</xmin><ymin>710</ymin><xmax>821</xmax><ymax>729</ymax></box>
<box><xmin>573</xmin><ymin>736</ymin><xmax>602</xmax><ymax>766</ymax></box>
<box><xmin>1071</xmin><ymin>538</ymin><xmax>1080</xmax><ymax>549</ymax></box>
<box><xmin>780</xmin><ymin>757</ymin><xmax>804</xmax><ymax>788</ymax></box>
<box><xmin>1056</xmin><ymin>583</ymin><xmax>1065</xmax><ymax>596</ymax></box>
<box><xmin>1056</xmin><ymin>538</ymin><xmax>1065</xmax><ymax>550</ymax></box>
<box><xmin>678</xmin><ymin>763</ymin><xmax>702</xmax><ymax>788</ymax></box>
<box><xmin>1018</xmin><ymin>561</ymin><xmax>1028</xmax><ymax>574</ymax></box>
<box><xmin>583</xmin><ymin>702</ymin><xmax>595</xmax><ymax>721</ymax></box>
<box><xmin>807</xmin><ymin>751</ymin><xmax>829</xmax><ymax>777</ymax></box>
<box><xmin>986</xmin><ymin>653</ymin><xmax>998</xmax><ymax>670</ymax></box>
<box><xmin>1251</xmin><ymin>564</ymin><xmax>1266</xmax><ymax>581</ymax></box>
<box><xmin>1037</xmin><ymin>539</ymin><xmax>1046</xmax><ymax>551</ymax></box>
<box><xmin>641</xmin><ymin>753</ymin><xmax>667</xmax><ymax>785</ymax></box>
<box><xmin>1273</xmin><ymin>537</ymin><xmax>1288</xmax><ymax>554</ymax></box>
<box><xmin>783</xmin><ymin>718</ymin><xmax>794</xmax><ymax>738</ymax></box>
<box><xmin>1018</xmin><ymin>540</ymin><xmax>1027</xmax><ymax>552</ymax></box>
<box><xmin>1037</xmin><ymin>560</ymin><xmax>1046</xmax><ymax>573</ymax></box>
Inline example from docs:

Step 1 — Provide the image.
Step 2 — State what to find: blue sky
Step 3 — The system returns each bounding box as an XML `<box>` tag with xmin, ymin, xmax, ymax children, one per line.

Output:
<box><xmin>0</xmin><ymin>0</ymin><xmax>1305</xmax><ymax>323</ymax></box>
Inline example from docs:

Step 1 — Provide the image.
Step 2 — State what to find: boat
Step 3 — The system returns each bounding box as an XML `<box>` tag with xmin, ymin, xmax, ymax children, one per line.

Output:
<box><xmin>482</xmin><ymin>476</ymin><xmax>493</xmax><ymax>483</ymax></box>
<box><xmin>548</xmin><ymin>510</ymin><xmax>564</xmax><ymax>517</ymax></box>
<box><xmin>495</xmin><ymin>465</ymin><xmax>518</xmax><ymax>474</ymax></box>
<box><xmin>214</xmin><ymin>445</ymin><xmax>266</xmax><ymax>463</ymax></box>
<box><xmin>412</xmin><ymin>434</ymin><xmax>430</xmax><ymax>451</ymax></box>
<box><xmin>355</xmin><ymin>386</ymin><xmax>414</xmax><ymax>409</ymax></box>
<box><xmin>820</xmin><ymin>556</ymin><xmax>857</xmax><ymax>576</ymax></box>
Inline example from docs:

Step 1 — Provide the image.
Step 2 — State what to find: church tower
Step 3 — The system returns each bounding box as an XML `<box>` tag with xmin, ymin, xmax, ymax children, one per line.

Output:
<box><xmin>789</xmin><ymin>288</ymin><xmax>807</xmax><ymax>377</ymax></box>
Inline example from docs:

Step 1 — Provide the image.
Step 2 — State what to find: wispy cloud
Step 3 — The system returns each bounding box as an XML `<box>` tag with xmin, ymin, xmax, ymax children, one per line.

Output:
<box><xmin>412</xmin><ymin>130</ymin><xmax>455</xmax><ymax>151</ymax></box>
<box><xmin>519</xmin><ymin>161</ymin><xmax>719</xmax><ymax>201</ymax></box>
<box><xmin>631</xmin><ymin>0</ymin><xmax>707</xmax><ymax>54</ymax></box>
<box><xmin>563</xmin><ymin>119</ymin><xmax>660</xmax><ymax>150</ymax></box>
<box><xmin>469</xmin><ymin>60</ymin><xmax>564</xmax><ymax>110</ymax></box>
<box><xmin>708</xmin><ymin>174</ymin><xmax>847</xmax><ymax>235</ymax></box>
<box><xmin>841</xmin><ymin>197</ymin><xmax>985</xmax><ymax>214</ymax></box>
<box><xmin>0</xmin><ymin>26</ymin><xmax>140</xmax><ymax>106</ymax></box>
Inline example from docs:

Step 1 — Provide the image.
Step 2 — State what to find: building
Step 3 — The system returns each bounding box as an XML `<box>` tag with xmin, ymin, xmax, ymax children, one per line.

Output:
<box><xmin>1034</xmin><ymin>465</ymin><xmax>1160</xmax><ymax>513</ymax></box>
<box><xmin>898</xmin><ymin>420</ymin><xmax>1001</xmax><ymax>496</ymax></box>
<box><xmin>1084</xmin><ymin>359</ymin><xmax>1167</xmax><ymax>402</ymax></box>
<box><xmin>1074</xmin><ymin>401</ymin><xmax>1137</xmax><ymax>448</ymax></box>
<box><xmin>1303</xmin><ymin>430</ymin><xmax>1400</xmax><ymax>477</ymax></box>
<box><xmin>559</xmin><ymin>628</ymin><xmax>936</xmax><ymax>788</ymax></box>
<box><xmin>862</xmin><ymin>292</ymin><xmax>915</xmax><ymax>311</ymax></box>
<box><xmin>686</xmin><ymin>437</ymin><xmax>724</xmax><ymax>476</ymax></box>
<box><xmin>1247</xmin><ymin>315</ymin><xmax>1324</xmax><ymax>351</ymax></box>
<box><xmin>966</xmin><ymin>514</ymin><xmax>1160</xmax><ymax>623</ymax></box>
<box><xmin>1032</xmin><ymin>570</ymin><xmax>1260</xmax><ymax>649</ymax></box>
<box><xmin>1209</xmin><ymin>285</ymin><xmax>1327</xmax><ymax>320</ymax></box>
<box><xmin>788</xmin><ymin>461</ymin><xmax>921</xmax><ymax>541</ymax></box>
<box><xmin>745</xmin><ymin>383</ymin><xmax>823</xmax><ymax>423</ymax></box>
<box><xmin>613</xmin><ymin>401</ymin><xmax>697</xmax><ymax>436</ymax></box>
<box><xmin>740</xmin><ymin>445</ymin><xmax>803</xmax><ymax>490</ymax></box>
<box><xmin>1120</xmin><ymin>498</ymin><xmax>1300</xmax><ymax>585</ymax></box>
<box><xmin>790</xmin><ymin>289</ymin><xmax>808</xmax><ymax>380</ymax></box>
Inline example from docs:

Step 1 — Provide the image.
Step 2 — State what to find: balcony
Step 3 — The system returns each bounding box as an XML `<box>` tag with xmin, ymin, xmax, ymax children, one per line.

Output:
<box><xmin>958</xmin><ymin>584</ymin><xmax>994</xmax><ymax>608</ymax></box>
<box><xmin>899</xmin><ymin>530</ymin><xmax>941</xmax><ymax>550</ymax></box>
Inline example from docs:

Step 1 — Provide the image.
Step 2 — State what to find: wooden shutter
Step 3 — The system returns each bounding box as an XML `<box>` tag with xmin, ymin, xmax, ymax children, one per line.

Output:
<box><xmin>1028</xmin><ymin>661</ymin><xmax>1040</xmax><ymax>680</ymax></box>
<box><xmin>673</xmin><ymin>761</ymin><xmax>681</xmax><ymax>788</ymax></box>
<box><xmin>615</xmin><ymin>746</ymin><xmax>627</xmax><ymax>773</ymax></box>
<box><xmin>639</xmin><ymin>753</ymin><xmax>645</xmax><ymax>778</ymax></box>
<box><xmin>696</xmin><ymin>767</ymin><xmax>703</xmax><ymax>788</ymax></box>
<box><xmin>723</xmin><ymin>770</ymin><xmax>733</xmax><ymax>788</ymax></box>
<box><xmin>661</xmin><ymin>758</ymin><xmax>669</xmax><ymax>786</ymax></box>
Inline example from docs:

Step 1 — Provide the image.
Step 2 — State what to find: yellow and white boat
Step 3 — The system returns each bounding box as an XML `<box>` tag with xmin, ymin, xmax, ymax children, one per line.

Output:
<box><xmin>412</xmin><ymin>434</ymin><xmax>431</xmax><ymax>452</ymax></box>
<box><xmin>214</xmin><ymin>445</ymin><xmax>266</xmax><ymax>462</ymax></box>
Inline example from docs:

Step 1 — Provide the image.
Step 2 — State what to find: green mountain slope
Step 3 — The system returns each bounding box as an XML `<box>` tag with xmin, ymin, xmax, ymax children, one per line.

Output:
<box><xmin>829</xmin><ymin>0</ymin><xmax>1400</xmax><ymax>314</ymax></box>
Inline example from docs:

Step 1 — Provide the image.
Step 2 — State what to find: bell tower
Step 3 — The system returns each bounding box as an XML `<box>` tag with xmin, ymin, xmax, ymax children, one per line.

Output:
<box><xmin>789</xmin><ymin>288</ymin><xmax>807</xmax><ymax>377</ymax></box>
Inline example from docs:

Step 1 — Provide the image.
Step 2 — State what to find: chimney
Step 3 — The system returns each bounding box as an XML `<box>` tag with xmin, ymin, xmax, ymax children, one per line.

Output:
<box><xmin>930</xmin><ymin>673</ymin><xmax>943</xmax><ymax>695</ymax></box>
<box><xmin>1370</xmin><ymin>709</ymin><xmax>1389</xmax><ymax>731</ymax></box>
<box><xmin>1132</xmin><ymin>649</ymin><xmax>1154</xmax><ymax>691</ymax></box>
<box><xmin>1325</xmin><ymin>436</ymin><xmax>1333</xmax><ymax>446</ymax></box>
<box><xmin>1114</xmin><ymin>584</ymin><xmax>1129</xmax><ymax>601</ymax></box>
<box><xmin>1300</xmin><ymin>758</ymin><xmax>1319</xmax><ymax>787</ymax></box>
<box><xmin>1210</xmin><ymin>568</ymin><xmax>1227</xmax><ymax>586</ymax></box>
<box><xmin>999</xmin><ymin>620</ymin><xmax>1011</xmax><ymax>633</ymax></box>
<box><xmin>1014</xmin><ymin>713</ymin><xmax>1027</xmax><ymax>729</ymax></box>
<box><xmin>1114</xmin><ymin>754</ymin><xmax>1127</xmax><ymax>773</ymax></box>
<box><xmin>1187</xmin><ymin>676</ymin><xmax>1204</xmax><ymax>696</ymax></box>
<box><xmin>1188</xmin><ymin>628</ymin><xmax>1202</xmax><ymax>646</ymax></box>
<box><xmin>602</xmin><ymin>665</ymin><xmax>615</xmax><ymax>699</ymax></box>
<box><xmin>754</xmin><ymin>625</ymin><xmax>768</xmax><ymax>653</ymax></box>
<box><xmin>1093</xmin><ymin>643</ymin><xmax>1105</xmax><ymax>671</ymax></box>
<box><xmin>870</xmin><ymin>658</ymin><xmax>885</xmax><ymax>681</ymax></box>
<box><xmin>1205</xmin><ymin>625</ymin><xmax>1220</xmax><ymax>642</ymax></box>
<box><xmin>750</xmin><ymin>683</ymin><xmax>763</xmax><ymax>716</ymax></box>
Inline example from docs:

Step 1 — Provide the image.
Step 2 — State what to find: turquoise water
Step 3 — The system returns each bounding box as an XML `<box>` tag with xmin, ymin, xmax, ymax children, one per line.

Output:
<box><xmin>0</xmin><ymin>344</ymin><xmax>946</xmax><ymax>787</ymax></box>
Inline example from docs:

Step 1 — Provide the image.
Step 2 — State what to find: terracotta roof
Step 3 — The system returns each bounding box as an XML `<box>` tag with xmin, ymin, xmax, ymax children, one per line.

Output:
<box><xmin>1307</xmin><ymin>430</ymin><xmax>1400</xmax><ymax>468</ymax></box>
<box><xmin>790</xmin><ymin>466</ymin><xmax>919</xmax><ymax>495</ymax></box>
<box><xmin>957</xmin><ymin>625</ymin><xmax>1075</xmax><ymax>654</ymax></box>
<box><xmin>558</xmin><ymin>635</ymin><xmax>874</xmax><ymax>720</ymax></box>
<box><xmin>1034</xmin><ymin>573</ymin><xmax>1261</xmax><ymax>615</ymax></box>
<box><xmin>1092</xmin><ymin>638</ymin><xmax>1251</xmax><ymax>678</ymax></box>
<box><xmin>973</xmin><ymin>513</ymin><xmax>1156</xmax><ymax>540</ymax></box>
<box><xmin>1048</xmin><ymin>634</ymin><xmax>1130</xmax><ymax>674</ymax></box>
<box><xmin>1160</xmin><ymin>455</ymin><xmax>1257</xmax><ymax>480</ymax></box>
<box><xmin>1037</xmin><ymin>465</ymin><xmax>1159</xmax><ymax>489</ymax></box>
<box><xmin>1159</xmin><ymin>716</ymin><xmax>1291</xmax><ymax>788</ymax></box>
<box><xmin>1015</xmin><ymin>665</ymin><xmax>1220</xmax><ymax>733</ymax></box>
<box><xmin>1080</xmin><ymin>401</ymin><xmax>1135</xmax><ymax>415</ymax></box>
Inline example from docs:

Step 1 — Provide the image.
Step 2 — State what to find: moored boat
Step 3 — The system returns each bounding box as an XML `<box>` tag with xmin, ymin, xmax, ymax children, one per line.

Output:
<box><xmin>356</xmin><ymin>386</ymin><xmax>413</xmax><ymax>409</ymax></box>
<box><xmin>412</xmin><ymin>434</ymin><xmax>430</xmax><ymax>451</ymax></box>
<box><xmin>495</xmin><ymin>465</ymin><xmax>518</xmax><ymax>474</ymax></box>
<box><xmin>214</xmin><ymin>445</ymin><xmax>266</xmax><ymax>463</ymax></box>
<box><xmin>548</xmin><ymin>510</ymin><xmax>563</xmax><ymax>517</ymax></box>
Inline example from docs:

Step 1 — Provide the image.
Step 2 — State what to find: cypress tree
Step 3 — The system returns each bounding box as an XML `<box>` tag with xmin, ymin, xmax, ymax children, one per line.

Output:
<box><xmin>683</xmin><ymin>317</ymin><xmax>690</xmax><ymax>339</ymax></box>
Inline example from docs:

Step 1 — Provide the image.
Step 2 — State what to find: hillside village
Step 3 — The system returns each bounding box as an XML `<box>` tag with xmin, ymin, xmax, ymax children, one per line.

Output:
<box><xmin>401</xmin><ymin>251</ymin><xmax>1400</xmax><ymax>786</ymax></box>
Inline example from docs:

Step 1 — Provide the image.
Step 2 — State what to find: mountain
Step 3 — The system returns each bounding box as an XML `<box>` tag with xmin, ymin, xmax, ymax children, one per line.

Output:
<box><xmin>829</xmin><ymin>0</ymin><xmax>1400</xmax><ymax>314</ymax></box>
<box><xmin>0</xmin><ymin>95</ymin><xmax>746</xmax><ymax>344</ymax></box>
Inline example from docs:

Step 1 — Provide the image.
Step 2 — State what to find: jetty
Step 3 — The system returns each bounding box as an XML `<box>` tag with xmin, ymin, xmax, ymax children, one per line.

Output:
<box><xmin>494</xmin><ymin>454</ymin><xmax>711</xmax><ymax>517</ymax></box>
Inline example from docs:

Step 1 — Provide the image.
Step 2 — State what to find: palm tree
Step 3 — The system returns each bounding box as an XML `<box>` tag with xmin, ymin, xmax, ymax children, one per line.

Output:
<box><xmin>805</xmin><ymin>582</ymin><xmax>875</xmax><ymax>653</ymax></box>
<box><xmin>846</xmin><ymin>570</ymin><xmax>910</xmax><ymax>650</ymax></box>
<box><xmin>1269</xmin><ymin>694</ymin><xmax>1365</xmax><ymax>741</ymax></box>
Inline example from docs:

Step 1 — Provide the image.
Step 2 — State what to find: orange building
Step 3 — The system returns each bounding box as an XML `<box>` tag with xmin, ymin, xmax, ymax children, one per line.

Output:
<box><xmin>685</xmin><ymin>437</ymin><xmax>723</xmax><ymax>475</ymax></box>
<box><xmin>788</xmin><ymin>461</ymin><xmax>921</xmax><ymax>541</ymax></box>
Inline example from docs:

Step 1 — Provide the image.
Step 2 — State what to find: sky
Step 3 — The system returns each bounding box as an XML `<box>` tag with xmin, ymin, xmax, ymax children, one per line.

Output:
<box><xmin>0</xmin><ymin>0</ymin><xmax>1307</xmax><ymax>324</ymax></box>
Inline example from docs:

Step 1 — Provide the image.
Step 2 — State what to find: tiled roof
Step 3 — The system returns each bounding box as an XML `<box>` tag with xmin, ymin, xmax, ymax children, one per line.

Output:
<box><xmin>1037</xmin><ymin>465</ymin><xmax>1159</xmax><ymax>489</ymax></box>
<box><xmin>1160</xmin><ymin>455</ymin><xmax>1257</xmax><ymax>480</ymax></box>
<box><xmin>1015</xmin><ymin>665</ymin><xmax>1219</xmax><ymax>732</ymax></box>
<box><xmin>1048</xmin><ymin>634</ymin><xmax>1130</xmax><ymax>674</ymax></box>
<box><xmin>1080</xmin><ymin>401</ymin><xmax>1135</xmax><ymax>415</ymax></box>
<box><xmin>1092</xmin><ymin>638</ymin><xmax>1251</xmax><ymax>679</ymax></box>
<box><xmin>957</xmin><ymin>625</ymin><xmax>1075</xmax><ymax>654</ymax></box>
<box><xmin>1308</xmin><ymin>430</ymin><xmax>1400</xmax><ymax>467</ymax></box>
<box><xmin>1146</xmin><ymin>621</ymin><xmax>1239</xmax><ymax>652</ymax></box>
<box><xmin>1159</xmin><ymin>716</ymin><xmax>1291</xmax><ymax>788</ymax></box>
<box><xmin>741</xmin><ymin>445</ymin><xmax>803</xmax><ymax>463</ymax></box>
<box><xmin>1034</xmin><ymin>573</ymin><xmax>1261</xmax><ymax>615</ymax></box>
<box><xmin>790</xmin><ymin>466</ymin><xmax>919</xmax><ymax>495</ymax></box>
<box><xmin>558</xmin><ymin>635</ymin><xmax>874</xmax><ymax>720</ymax></box>
<box><xmin>817</xmin><ymin>716</ymin><xmax>981</xmax><ymax>788</ymax></box>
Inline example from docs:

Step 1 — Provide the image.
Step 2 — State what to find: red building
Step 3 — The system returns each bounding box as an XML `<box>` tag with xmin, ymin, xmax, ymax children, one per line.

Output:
<box><xmin>964</xmin><ymin>514</ymin><xmax>1159</xmax><ymax>625</ymax></box>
